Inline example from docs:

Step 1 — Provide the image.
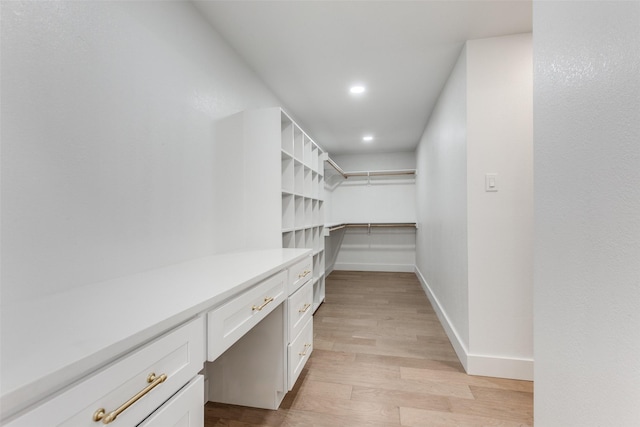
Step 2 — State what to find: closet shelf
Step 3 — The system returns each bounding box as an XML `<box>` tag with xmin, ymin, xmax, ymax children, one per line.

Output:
<box><xmin>345</xmin><ymin>170</ymin><xmax>416</xmax><ymax>178</ymax></box>
<box><xmin>324</xmin><ymin>156</ymin><xmax>416</xmax><ymax>188</ymax></box>
<box><xmin>281</xmin><ymin>190</ymin><xmax>324</xmax><ymax>202</ymax></box>
<box><xmin>325</xmin><ymin>222</ymin><xmax>417</xmax><ymax>234</ymax></box>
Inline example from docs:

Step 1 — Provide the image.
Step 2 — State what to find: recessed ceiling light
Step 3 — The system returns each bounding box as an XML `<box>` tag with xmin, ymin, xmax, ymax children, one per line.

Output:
<box><xmin>350</xmin><ymin>85</ymin><xmax>366</xmax><ymax>94</ymax></box>
<box><xmin>363</xmin><ymin>135</ymin><xmax>373</xmax><ymax>142</ymax></box>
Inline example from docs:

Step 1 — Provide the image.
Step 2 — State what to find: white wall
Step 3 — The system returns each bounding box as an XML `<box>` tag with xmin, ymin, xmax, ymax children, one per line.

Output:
<box><xmin>534</xmin><ymin>2</ymin><xmax>640</xmax><ymax>425</ymax></box>
<box><xmin>466</xmin><ymin>34</ymin><xmax>533</xmax><ymax>379</ymax></box>
<box><xmin>1</xmin><ymin>1</ymin><xmax>281</xmax><ymax>303</ymax></box>
<box><xmin>415</xmin><ymin>46</ymin><xmax>470</xmax><ymax>362</ymax></box>
<box><xmin>325</xmin><ymin>152</ymin><xmax>416</xmax><ymax>273</ymax></box>
<box><xmin>416</xmin><ymin>34</ymin><xmax>533</xmax><ymax>380</ymax></box>
<box><xmin>329</xmin><ymin>182</ymin><xmax>416</xmax><ymax>224</ymax></box>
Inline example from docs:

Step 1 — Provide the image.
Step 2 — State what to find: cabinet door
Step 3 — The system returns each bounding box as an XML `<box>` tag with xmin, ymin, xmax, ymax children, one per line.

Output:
<box><xmin>138</xmin><ymin>375</ymin><xmax>204</xmax><ymax>427</ymax></box>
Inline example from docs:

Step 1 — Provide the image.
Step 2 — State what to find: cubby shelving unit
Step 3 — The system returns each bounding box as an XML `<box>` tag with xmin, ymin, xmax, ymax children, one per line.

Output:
<box><xmin>280</xmin><ymin>110</ymin><xmax>326</xmax><ymax>312</ymax></box>
<box><xmin>215</xmin><ymin>107</ymin><xmax>326</xmax><ymax>312</ymax></box>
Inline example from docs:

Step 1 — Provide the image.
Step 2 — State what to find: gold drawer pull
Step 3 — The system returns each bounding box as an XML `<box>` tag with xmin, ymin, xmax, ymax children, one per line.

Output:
<box><xmin>298</xmin><ymin>270</ymin><xmax>311</xmax><ymax>279</ymax></box>
<box><xmin>93</xmin><ymin>372</ymin><xmax>167</xmax><ymax>424</ymax></box>
<box><xmin>298</xmin><ymin>303</ymin><xmax>311</xmax><ymax>313</ymax></box>
<box><xmin>252</xmin><ymin>296</ymin><xmax>274</xmax><ymax>311</ymax></box>
<box><xmin>299</xmin><ymin>343</ymin><xmax>312</xmax><ymax>356</ymax></box>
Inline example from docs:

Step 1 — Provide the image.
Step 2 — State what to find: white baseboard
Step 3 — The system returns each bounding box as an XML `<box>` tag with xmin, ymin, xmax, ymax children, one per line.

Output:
<box><xmin>333</xmin><ymin>263</ymin><xmax>416</xmax><ymax>273</ymax></box>
<box><xmin>467</xmin><ymin>354</ymin><xmax>533</xmax><ymax>381</ymax></box>
<box><xmin>324</xmin><ymin>265</ymin><xmax>335</xmax><ymax>277</ymax></box>
<box><xmin>414</xmin><ymin>265</ymin><xmax>533</xmax><ymax>381</ymax></box>
<box><xmin>414</xmin><ymin>266</ymin><xmax>469</xmax><ymax>371</ymax></box>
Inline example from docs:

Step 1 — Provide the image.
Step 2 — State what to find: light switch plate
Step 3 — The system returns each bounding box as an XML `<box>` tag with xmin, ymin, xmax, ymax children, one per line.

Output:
<box><xmin>485</xmin><ymin>173</ymin><xmax>498</xmax><ymax>192</ymax></box>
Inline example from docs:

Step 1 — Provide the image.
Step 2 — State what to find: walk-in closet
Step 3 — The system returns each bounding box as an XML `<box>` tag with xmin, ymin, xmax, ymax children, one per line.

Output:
<box><xmin>2</xmin><ymin>1</ymin><xmax>638</xmax><ymax>427</ymax></box>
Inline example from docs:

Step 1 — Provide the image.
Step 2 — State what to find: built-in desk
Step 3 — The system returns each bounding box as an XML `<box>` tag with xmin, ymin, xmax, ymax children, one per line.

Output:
<box><xmin>0</xmin><ymin>249</ymin><xmax>312</xmax><ymax>426</ymax></box>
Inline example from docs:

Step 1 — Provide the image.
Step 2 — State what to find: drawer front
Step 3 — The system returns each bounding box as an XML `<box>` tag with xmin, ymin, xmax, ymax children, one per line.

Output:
<box><xmin>138</xmin><ymin>375</ymin><xmax>204</xmax><ymax>427</ymax></box>
<box><xmin>288</xmin><ymin>257</ymin><xmax>312</xmax><ymax>295</ymax></box>
<box><xmin>7</xmin><ymin>317</ymin><xmax>205</xmax><ymax>427</ymax></box>
<box><xmin>287</xmin><ymin>281</ymin><xmax>313</xmax><ymax>341</ymax></box>
<box><xmin>207</xmin><ymin>271</ymin><xmax>286</xmax><ymax>361</ymax></box>
<box><xmin>287</xmin><ymin>317</ymin><xmax>313</xmax><ymax>391</ymax></box>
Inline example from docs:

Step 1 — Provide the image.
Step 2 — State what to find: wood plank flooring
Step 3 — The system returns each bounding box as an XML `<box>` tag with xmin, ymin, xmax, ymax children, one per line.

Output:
<box><xmin>205</xmin><ymin>270</ymin><xmax>533</xmax><ymax>426</ymax></box>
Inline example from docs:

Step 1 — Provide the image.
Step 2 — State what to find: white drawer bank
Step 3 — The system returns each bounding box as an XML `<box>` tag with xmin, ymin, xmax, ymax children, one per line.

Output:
<box><xmin>0</xmin><ymin>249</ymin><xmax>312</xmax><ymax>426</ymax></box>
<box><xmin>286</xmin><ymin>256</ymin><xmax>314</xmax><ymax>391</ymax></box>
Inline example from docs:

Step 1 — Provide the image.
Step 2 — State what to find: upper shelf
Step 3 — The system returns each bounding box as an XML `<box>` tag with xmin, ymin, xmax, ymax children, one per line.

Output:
<box><xmin>324</xmin><ymin>222</ymin><xmax>417</xmax><ymax>236</ymax></box>
<box><xmin>323</xmin><ymin>156</ymin><xmax>416</xmax><ymax>188</ymax></box>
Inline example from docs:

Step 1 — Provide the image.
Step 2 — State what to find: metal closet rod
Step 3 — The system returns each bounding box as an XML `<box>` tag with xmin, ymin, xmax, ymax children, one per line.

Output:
<box><xmin>328</xmin><ymin>222</ymin><xmax>417</xmax><ymax>232</ymax></box>
<box><xmin>325</xmin><ymin>157</ymin><xmax>416</xmax><ymax>179</ymax></box>
<box><xmin>346</xmin><ymin>170</ymin><xmax>416</xmax><ymax>177</ymax></box>
<box><xmin>326</xmin><ymin>157</ymin><xmax>348</xmax><ymax>178</ymax></box>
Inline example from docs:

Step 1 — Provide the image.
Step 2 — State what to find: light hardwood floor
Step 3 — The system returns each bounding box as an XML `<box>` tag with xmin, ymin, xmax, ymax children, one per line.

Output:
<box><xmin>205</xmin><ymin>271</ymin><xmax>533</xmax><ymax>426</ymax></box>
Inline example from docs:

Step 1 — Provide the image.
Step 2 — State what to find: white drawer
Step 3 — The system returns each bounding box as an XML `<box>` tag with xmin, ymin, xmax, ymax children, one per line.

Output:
<box><xmin>287</xmin><ymin>281</ymin><xmax>313</xmax><ymax>341</ymax></box>
<box><xmin>6</xmin><ymin>317</ymin><xmax>205</xmax><ymax>427</ymax></box>
<box><xmin>138</xmin><ymin>375</ymin><xmax>204</xmax><ymax>427</ymax></box>
<box><xmin>207</xmin><ymin>271</ymin><xmax>286</xmax><ymax>361</ymax></box>
<box><xmin>287</xmin><ymin>317</ymin><xmax>313</xmax><ymax>391</ymax></box>
<box><xmin>288</xmin><ymin>256</ymin><xmax>312</xmax><ymax>295</ymax></box>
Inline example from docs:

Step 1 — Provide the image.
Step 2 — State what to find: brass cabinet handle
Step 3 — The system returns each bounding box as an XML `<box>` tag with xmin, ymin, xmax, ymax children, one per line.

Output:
<box><xmin>93</xmin><ymin>372</ymin><xmax>167</xmax><ymax>424</ymax></box>
<box><xmin>299</xmin><ymin>343</ymin><xmax>311</xmax><ymax>356</ymax></box>
<box><xmin>298</xmin><ymin>270</ymin><xmax>311</xmax><ymax>279</ymax></box>
<box><xmin>298</xmin><ymin>303</ymin><xmax>311</xmax><ymax>313</ymax></box>
<box><xmin>252</xmin><ymin>297</ymin><xmax>274</xmax><ymax>311</ymax></box>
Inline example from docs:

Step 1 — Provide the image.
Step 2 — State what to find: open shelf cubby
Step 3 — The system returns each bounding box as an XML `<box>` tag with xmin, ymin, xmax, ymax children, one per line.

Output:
<box><xmin>276</xmin><ymin>109</ymin><xmax>325</xmax><ymax>312</ymax></box>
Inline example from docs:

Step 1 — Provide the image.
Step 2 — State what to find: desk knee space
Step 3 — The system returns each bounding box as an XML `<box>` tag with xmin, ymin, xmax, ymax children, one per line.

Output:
<box><xmin>204</xmin><ymin>255</ymin><xmax>314</xmax><ymax>410</ymax></box>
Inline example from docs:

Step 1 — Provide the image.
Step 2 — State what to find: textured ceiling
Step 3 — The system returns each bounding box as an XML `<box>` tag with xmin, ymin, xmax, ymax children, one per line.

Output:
<box><xmin>194</xmin><ymin>1</ymin><xmax>532</xmax><ymax>155</ymax></box>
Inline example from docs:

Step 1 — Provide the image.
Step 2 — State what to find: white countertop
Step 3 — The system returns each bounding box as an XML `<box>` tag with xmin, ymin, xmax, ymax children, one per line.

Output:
<box><xmin>0</xmin><ymin>248</ymin><xmax>311</xmax><ymax>419</ymax></box>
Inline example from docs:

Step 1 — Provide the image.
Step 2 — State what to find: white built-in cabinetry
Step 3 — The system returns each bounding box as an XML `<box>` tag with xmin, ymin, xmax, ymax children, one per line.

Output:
<box><xmin>2</xmin><ymin>250</ymin><xmax>311</xmax><ymax>426</ymax></box>
<box><xmin>284</xmin><ymin>256</ymin><xmax>314</xmax><ymax>390</ymax></box>
<box><xmin>216</xmin><ymin>107</ymin><xmax>325</xmax><ymax>311</ymax></box>
<box><xmin>2</xmin><ymin>107</ymin><xmax>326</xmax><ymax>426</ymax></box>
<box><xmin>279</xmin><ymin>110</ymin><xmax>326</xmax><ymax>311</ymax></box>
